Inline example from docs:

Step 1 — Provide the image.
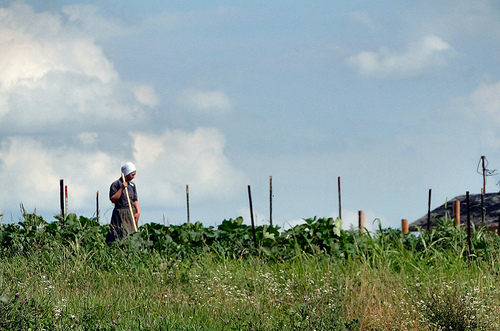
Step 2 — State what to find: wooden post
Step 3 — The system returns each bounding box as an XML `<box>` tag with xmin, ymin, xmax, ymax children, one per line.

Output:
<box><xmin>358</xmin><ymin>210</ymin><xmax>365</xmax><ymax>233</ymax></box>
<box><xmin>269</xmin><ymin>176</ymin><xmax>273</xmax><ymax>227</ymax></box>
<box><xmin>427</xmin><ymin>189</ymin><xmax>431</xmax><ymax>231</ymax></box>
<box><xmin>59</xmin><ymin>179</ymin><xmax>65</xmax><ymax>226</ymax></box>
<box><xmin>96</xmin><ymin>191</ymin><xmax>100</xmax><ymax>222</ymax></box>
<box><xmin>248</xmin><ymin>185</ymin><xmax>257</xmax><ymax>247</ymax></box>
<box><xmin>453</xmin><ymin>200</ymin><xmax>460</xmax><ymax>228</ymax></box>
<box><xmin>338</xmin><ymin>176</ymin><xmax>342</xmax><ymax>220</ymax></box>
<box><xmin>467</xmin><ymin>191</ymin><xmax>472</xmax><ymax>260</ymax></box>
<box><xmin>65</xmin><ymin>185</ymin><xmax>68</xmax><ymax>218</ymax></box>
<box><xmin>402</xmin><ymin>219</ymin><xmax>409</xmax><ymax>234</ymax></box>
<box><xmin>481</xmin><ymin>156</ymin><xmax>486</xmax><ymax>225</ymax></box>
<box><xmin>186</xmin><ymin>184</ymin><xmax>190</xmax><ymax>224</ymax></box>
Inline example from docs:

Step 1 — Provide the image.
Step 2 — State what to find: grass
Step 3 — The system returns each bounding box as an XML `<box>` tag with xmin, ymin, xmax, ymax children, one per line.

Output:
<box><xmin>2</xmin><ymin>216</ymin><xmax>500</xmax><ymax>330</ymax></box>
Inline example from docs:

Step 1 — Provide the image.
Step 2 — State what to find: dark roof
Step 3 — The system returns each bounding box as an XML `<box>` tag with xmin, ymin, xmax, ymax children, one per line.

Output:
<box><xmin>410</xmin><ymin>192</ymin><xmax>500</xmax><ymax>231</ymax></box>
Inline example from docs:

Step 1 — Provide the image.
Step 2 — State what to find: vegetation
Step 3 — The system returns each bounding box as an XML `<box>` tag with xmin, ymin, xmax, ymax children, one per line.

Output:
<box><xmin>0</xmin><ymin>209</ymin><xmax>500</xmax><ymax>330</ymax></box>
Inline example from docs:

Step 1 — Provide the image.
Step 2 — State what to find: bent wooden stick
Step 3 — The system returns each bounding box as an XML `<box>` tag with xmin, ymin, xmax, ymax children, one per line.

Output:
<box><xmin>122</xmin><ymin>173</ymin><xmax>138</xmax><ymax>232</ymax></box>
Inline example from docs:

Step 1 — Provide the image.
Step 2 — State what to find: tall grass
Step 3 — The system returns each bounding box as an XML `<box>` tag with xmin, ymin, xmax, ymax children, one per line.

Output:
<box><xmin>1</xmin><ymin>213</ymin><xmax>500</xmax><ymax>330</ymax></box>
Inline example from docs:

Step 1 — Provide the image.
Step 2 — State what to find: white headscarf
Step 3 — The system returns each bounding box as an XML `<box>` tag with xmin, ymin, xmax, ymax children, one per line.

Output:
<box><xmin>121</xmin><ymin>162</ymin><xmax>136</xmax><ymax>176</ymax></box>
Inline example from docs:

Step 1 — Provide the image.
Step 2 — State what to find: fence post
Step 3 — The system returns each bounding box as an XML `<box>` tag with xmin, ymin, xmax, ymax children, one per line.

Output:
<box><xmin>453</xmin><ymin>200</ymin><xmax>460</xmax><ymax>228</ymax></box>
<box><xmin>65</xmin><ymin>185</ymin><xmax>68</xmax><ymax>218</ymax></box>
<box><xmin>186</xmin><ymin>184</ymin><xmax>190</xmax><ymax>224</ymax></box>
<box><xmin>96</xmin><ymin>191</ymin><xmax>100</xmax><ymax>222</ymax></box>
<box><xmin>60</xmin><ymin>179</ymin><xmax>65</xmax><ymax>226</ymax></box>
<box><xmin>402</xmin><ymin>219</ymin><xmax>409</xmax><ymax>234</ymax></box>
<box><xmin>481</xmin><ymin>156</ymin><xmax>486</xmax><ymax>225</ymax></box>
<box><xmin>338</xmin><ymin>176</ymin><xmax>342</xmax><ymax>220</ymax></box>
<box><xmin>248</xmin><ymin>185</ymin><xmax>257</xmax><ymax>247</ymax></box>
<box><xmin>269</xmin><ymin>176</ymin><xmax>273</xmax><ymax>227</ymax></box>
<box><xmin>427</xmin><ymin>189</ymin><xmax>431</xmax><ymax>231</ymax></box>
<box><xmin>358</xmin><ymin>210</ymin><xmax>365</xmax><ymax>233</ymax></box>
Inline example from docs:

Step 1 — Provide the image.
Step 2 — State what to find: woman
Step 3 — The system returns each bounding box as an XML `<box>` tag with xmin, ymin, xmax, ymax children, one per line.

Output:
<box><xmin>106</xmin><ymin>162</ymin><xmax>141</xmax><ymax>243</ymax></box>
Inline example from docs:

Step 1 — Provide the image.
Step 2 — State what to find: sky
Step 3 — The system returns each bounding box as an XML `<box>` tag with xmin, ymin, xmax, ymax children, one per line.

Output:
<box><xmin>1</xmin><ymin>0</ymin><xmax>500</xmax><ymax>231</ymax></box>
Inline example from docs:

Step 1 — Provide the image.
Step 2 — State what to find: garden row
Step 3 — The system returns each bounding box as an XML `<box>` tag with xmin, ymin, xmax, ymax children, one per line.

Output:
<box><xmin>1</xmin><ymin>210</ymin><xmax>499</xmax><ymax>263</ymax></box>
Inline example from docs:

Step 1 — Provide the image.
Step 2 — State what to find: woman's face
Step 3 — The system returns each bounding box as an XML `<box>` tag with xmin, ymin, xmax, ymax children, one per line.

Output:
<box><xmin>126</xmin><ymin>171</ymin><xmax>136</xmax><ymax>181</ymax></box>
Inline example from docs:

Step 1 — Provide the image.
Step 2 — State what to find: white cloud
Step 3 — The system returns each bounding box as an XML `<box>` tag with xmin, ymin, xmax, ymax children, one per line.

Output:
<box><xmin>0</xmin><ymin>128</ymin><xmax>248</xmax><ymax>221</ymax></box>
<box><xmin>0</xmin><ymin>2</ymin><xmax>146</xmax><ymax>132</ymax></box>
<box><xmin>348</xmin><ymin>35</ymin><xmax>452</xmax><ymax>78</ymax></box>
<box><xmin>177</xmin><ymin>89</ymin><xmax>233</xmax><ymax>115</ymax></box>
<box><xmin>0</xmin><ymin>3</ymin><xmax>247</xmax><ymax>223</ymax></box>
<box><xmin>0</xmin><ymin>136</ymin><xmax>117</xmax><ymax>213</ymax></box>
<box><xmin>132</xmin><ymin>127</ymin><xmax>247</xmax><ymax>207</ymax></box>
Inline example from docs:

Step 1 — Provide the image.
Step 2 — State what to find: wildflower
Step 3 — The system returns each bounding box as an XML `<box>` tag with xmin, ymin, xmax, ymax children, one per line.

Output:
<box><xmin>147</xmin><ymin>324</ymin><xmax>150</xmax><ymax>328</ymax></box>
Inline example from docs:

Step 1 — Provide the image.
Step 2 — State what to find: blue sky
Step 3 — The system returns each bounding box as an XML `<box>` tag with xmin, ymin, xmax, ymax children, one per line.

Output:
<box><xmin>1</xmin><ymin>1</ymin><xmax>500</xmax><ymax>230</ymax></box>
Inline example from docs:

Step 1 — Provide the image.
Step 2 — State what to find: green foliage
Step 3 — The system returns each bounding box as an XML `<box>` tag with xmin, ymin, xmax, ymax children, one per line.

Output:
<box><xmin>2</xmin><ymin>211</ymin><xmax>500</xmax><ymax>266</ymax></box>
<box><xmin>2</xmin><ymin>210</ymin><xmax>500</xmax><ymax>329</ymax></box>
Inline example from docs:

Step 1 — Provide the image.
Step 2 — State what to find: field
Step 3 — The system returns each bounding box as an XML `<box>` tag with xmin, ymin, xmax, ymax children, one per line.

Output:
<box><xmin>0</xmin><ymin>211</ymin><xmax>500</xmax><ymax>330</ymax></box>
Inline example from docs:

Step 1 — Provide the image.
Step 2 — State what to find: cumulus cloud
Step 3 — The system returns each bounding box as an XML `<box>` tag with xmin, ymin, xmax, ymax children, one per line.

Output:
<box><xmin>132</xmin><ymin>127</ymin><xmax>247</xmax><ymax>207</ymax></box>
<box><xmin>0</xmin><ymin>127</ymin><xmax>246</xmax><ymax>218</ymax></box>
<box><xmin>0</xmin><ymin>136</ymin><xmax>117</xmax><ymax>212</ymax></box>
<box><xmin>177</xmin><ymin>89</ymin><xmax>233</xmax><ymax>115</ymax></box>
<box><xmin>0</xmin><ymin>2</ymin><xmax>246</xmax><ymax>222</ymax></box>
<box><xmin>347</xmin><ymin>35</ymin><xmax>452</xmax><ymax>78</ymax></box>
<box><xmin>0</xmin><ymin>2</ymin><xmax>145</xmax><ymax>133</ymax></box>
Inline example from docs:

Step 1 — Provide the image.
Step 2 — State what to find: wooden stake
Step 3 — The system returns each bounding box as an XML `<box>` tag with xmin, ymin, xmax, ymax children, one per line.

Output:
<box><xmin>96</xmin><ymin>191</ymin><xmax>100</xmax><ymax>222</ymax></box>
<box><xmin>248</xmin><ymin>185</ymin><xmax>257</xmax><ymax>247</ymax></box>
<box><xmin>402</xmin><ymin>219</ymin><xmax>409</xmax><ymax>234</ymax></box>
<box><xmin>481</xmin><ymin>156</ymin><xmax>486</xmax><ymax>225</ymax></box>
<box><xmin>60</xmin><ymin>179</ymin><xmax>65</xmax><ymax>226</ymax></box>
<box><xmin>338</xmin><ymin>176</ymin><xmax>342</xmax><ymax>220</ymax></box>
<box><xmin>269</xmin><ymin>176</ymin><xmax>273</xmax><ymax>227</ymax></box>
<box><xmin>453</xmin><ymin>200</ymin><xmax>460</xmax><ymax>228</ymax></box>
<box><xmin>466</xmin><ymin>191</ymin><xmax>471</xmax><ymax>260</ymax></box>
<box><xmin>122</xmin><ymin>173</ymin><xmax>138</xmax><ymax>232</ymax></box>
<box><xmin>65</xmin><ymin>185</ymin><xmax>68</xmax><ymax>218</ymax></box>
<box><xmin>186</xmin><ymin>185</ymin><xmax>190</xmax><ymax>224</ymax></box>
<box><xmin>427</xmin><ymin>189</ymin><xmax>431</xmax><ymax>231</ymax></box>
<box><xmin>358</xmin><ymin>210</ymin><xmax>365</xmax><ymax>233</ymax></box>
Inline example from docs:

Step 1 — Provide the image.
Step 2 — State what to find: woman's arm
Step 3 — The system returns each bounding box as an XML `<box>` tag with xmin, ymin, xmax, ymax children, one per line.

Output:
<box><xmin>110</xmin><ymin>181</ymin><xmax>127</xmax><ymax>203</ymax></box>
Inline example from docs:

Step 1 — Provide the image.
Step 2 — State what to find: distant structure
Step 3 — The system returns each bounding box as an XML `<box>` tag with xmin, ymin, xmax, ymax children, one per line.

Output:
<box><xmin>410</xmin><ymin>192</ymin><xmax>500</xmax><ymax>232</ymax></box>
